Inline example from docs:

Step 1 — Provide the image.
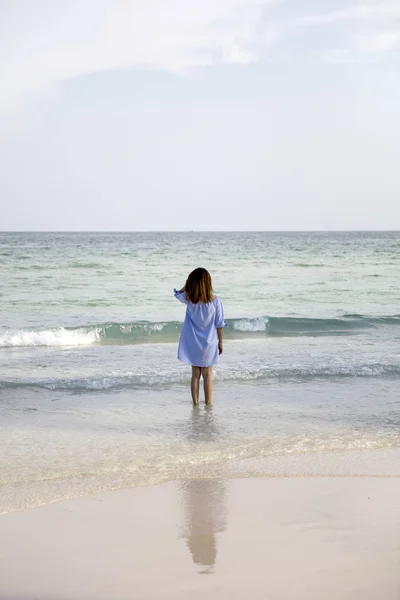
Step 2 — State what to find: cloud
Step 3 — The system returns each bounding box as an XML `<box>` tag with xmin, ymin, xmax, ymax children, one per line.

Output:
<box><xmin>0</xmin><ymin>0</ymin><xmax>285</xmax><ymax>133</ymax></box>
<box><xmin>353</xmin><ymin>29</ymin><xmax>400</xmax><ymax>52</ymax></box>
<box><xmin>0</xmin><ymin>0</ymin><xmax>278</xmax><ymax>95</ymax></box>
<box><xmin>0</xmin><ymin>0</ymin><xmax>399</xmax><ymax>124</ymax></box>
<box><xmin>297</xmin><ymin>1</ymin><xmax>400</xmax><ymax>27</ymax></box>
<box><xmin>294</xmin><ymin>1</ymin><xmax>400</xmax><ymax>62</ymax></box>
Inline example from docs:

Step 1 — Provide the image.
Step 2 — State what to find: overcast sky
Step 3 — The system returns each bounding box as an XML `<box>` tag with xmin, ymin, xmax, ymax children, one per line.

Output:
<box><xmin>1</xmin><ymin>0</ymin><xmax>399</xmax><ymax>231</ymax></box>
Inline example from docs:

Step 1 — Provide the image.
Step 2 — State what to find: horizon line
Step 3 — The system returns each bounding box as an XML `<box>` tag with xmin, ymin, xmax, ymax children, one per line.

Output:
<box><xmin>1</xmin><ymin>229</ymin><xmax>399</xmax><ymax>234</ymax></box>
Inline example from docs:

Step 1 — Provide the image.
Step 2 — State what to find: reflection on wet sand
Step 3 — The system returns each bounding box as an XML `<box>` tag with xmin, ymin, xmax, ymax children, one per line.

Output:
<box><xmin>181</xmin><ymin>479</ymin><xmax>227</xmax><ymax>572</ymax></box>
<box><xmin>180</xmin><ymin>408</ymin><xmax>228</xmax><ymax>573</ymax></box>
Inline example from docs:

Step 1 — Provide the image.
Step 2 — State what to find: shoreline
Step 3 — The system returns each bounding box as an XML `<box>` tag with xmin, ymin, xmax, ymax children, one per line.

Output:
<box><xmin>2</xmin><ymin>446</ymin><xmax>400</xmax><ymax>517</ymax></box>
<box><xmin>1</xmin><ymin>476</ymin><xmax>400</xmax><ymax>599</ymax></box>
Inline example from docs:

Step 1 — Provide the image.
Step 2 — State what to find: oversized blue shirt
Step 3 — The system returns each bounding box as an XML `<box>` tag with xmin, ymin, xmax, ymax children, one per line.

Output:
<box><xmin>174</xmin><ymin>289</ymin><xmax>226</xmax><ymax>367</ymax></box>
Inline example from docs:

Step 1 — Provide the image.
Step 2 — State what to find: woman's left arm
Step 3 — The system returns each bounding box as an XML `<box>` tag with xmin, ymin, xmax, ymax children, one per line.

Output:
<box><xmin>217</xmin><ymin>327</ymin><xmax>224</xmax><ymax>355</ymax></box>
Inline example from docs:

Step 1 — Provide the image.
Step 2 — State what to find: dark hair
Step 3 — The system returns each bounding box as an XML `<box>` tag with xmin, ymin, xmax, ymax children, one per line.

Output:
<box><xmin>185</xmin><ymin>268</ymin><xmax>213</xmax><ymax>304</ymax></box>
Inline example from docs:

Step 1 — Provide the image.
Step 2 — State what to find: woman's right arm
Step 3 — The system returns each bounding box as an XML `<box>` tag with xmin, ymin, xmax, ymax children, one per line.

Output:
<box><xmin>174</xmin><ymin>288</ymin><xmax>188</xmax><ymax>304</ymax></box>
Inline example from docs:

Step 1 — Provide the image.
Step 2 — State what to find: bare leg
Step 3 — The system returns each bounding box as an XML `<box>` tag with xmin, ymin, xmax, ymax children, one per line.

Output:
<box><xmin>191</xmin><ymin>366</ymin><xmax>201</xmax><ymax>406</ymax></box>
<box><xmin>201</xmin><ymin>367</ymin><xmax>213</xmax><ymax>405</ymax></box>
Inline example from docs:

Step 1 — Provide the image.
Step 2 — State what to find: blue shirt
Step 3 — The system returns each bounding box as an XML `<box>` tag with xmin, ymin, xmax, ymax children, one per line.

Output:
<box><xmin>174</xmin><ymin>289</ymin><xmax>226</xmax><ymax>367</ymax></box>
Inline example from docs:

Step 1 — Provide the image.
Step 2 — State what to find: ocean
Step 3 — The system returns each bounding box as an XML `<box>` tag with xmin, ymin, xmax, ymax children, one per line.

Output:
<box><xmin>1</xmin><ymin>231</ymin><xmax>399</xmax><ymax>514</ymax></box>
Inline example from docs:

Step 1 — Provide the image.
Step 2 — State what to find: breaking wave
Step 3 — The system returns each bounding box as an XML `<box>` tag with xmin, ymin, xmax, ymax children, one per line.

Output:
<box><xmin>1</xmin><ymin>314</ymin><xmax>399</xmax><ymax>348</ymax></box>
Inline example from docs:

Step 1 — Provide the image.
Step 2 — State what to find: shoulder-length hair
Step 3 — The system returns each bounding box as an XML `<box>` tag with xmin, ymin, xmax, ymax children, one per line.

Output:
<box><xmin>185</xmin><ymin>268</ymin><xmax>213</xmax><ymax>304</ymax></box>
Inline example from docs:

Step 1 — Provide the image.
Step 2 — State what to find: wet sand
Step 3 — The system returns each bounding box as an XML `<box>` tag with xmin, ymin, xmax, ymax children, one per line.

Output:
<box><xmin>1</xmin><ymin>477</ymin><xmax>399</xmax><ymax>599</ymax></box>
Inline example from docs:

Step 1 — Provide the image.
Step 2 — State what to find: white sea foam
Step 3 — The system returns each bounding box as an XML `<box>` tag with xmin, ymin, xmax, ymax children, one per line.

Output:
<box><xmin>231</xmin><ymin>317</ymin><xmax>268</xmax><ymax>332</ymax></box>
<box><xmin>2</xmin><ymin>360</ymin><xmax>398</xmax><ymax>392</ymax></box>
<box><xmin>0</xmin><ymin>327</ymin><xmax>100</xmax><ymax>348</ymax></box>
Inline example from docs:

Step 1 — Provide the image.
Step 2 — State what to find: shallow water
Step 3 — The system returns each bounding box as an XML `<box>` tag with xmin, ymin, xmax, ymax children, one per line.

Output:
<box><xmin>0</xmin><ymin>231</ymin><xmax>399</xmax><ymax>512</ymax></box>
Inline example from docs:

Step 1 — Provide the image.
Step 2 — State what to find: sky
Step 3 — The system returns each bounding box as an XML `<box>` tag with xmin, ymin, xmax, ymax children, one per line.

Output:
<box><xmin>0</xmin><ymin>0</ymin><xmax>399</xmax><ymax>231</ymax></box>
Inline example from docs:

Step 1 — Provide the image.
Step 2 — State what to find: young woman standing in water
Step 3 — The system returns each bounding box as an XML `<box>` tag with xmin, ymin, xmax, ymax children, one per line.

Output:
<box><xmin>174</xmin><ymin>268</ymin><xmax>225</xmax><ymax>406</ymax></box>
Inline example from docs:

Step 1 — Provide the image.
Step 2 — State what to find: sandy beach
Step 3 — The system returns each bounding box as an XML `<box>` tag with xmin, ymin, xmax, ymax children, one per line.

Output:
<box><xmin>1</xmin><ymin>476</ymin><xmax>399</xmax><ymax>600</ymax></box>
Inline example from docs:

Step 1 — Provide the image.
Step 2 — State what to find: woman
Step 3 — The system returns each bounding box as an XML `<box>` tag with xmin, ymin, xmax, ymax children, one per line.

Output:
<box><xmin>174</xmin><ymin>268</ymin><xmax>225</xmax><ymax>405</ymax></box>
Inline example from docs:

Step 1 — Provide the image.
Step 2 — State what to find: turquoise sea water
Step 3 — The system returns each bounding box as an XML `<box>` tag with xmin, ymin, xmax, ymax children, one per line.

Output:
<box><xmin>0</xmin><ymin>232</ymin><xmax>399</xmax><ymax>513</ymax></box>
